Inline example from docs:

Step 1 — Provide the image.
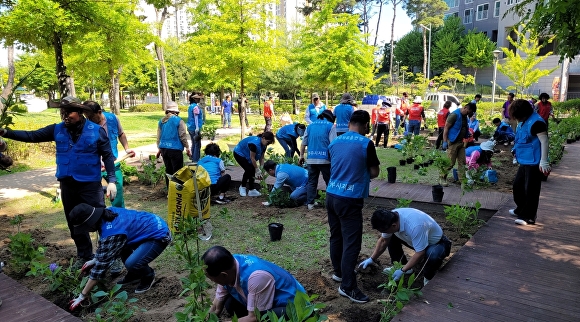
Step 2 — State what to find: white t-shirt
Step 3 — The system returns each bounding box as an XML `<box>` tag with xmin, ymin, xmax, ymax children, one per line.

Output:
<box><xmin>381</xmin><ymin>208</ymin><xmax>443</xmax><ymax>252</ymax></box>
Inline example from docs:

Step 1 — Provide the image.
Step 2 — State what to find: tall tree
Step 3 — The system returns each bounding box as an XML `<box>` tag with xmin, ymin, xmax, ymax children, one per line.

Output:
<box><xmin>0</xmin><ymin>45</ymin><xmax>15</xmax><ymax>110</ymax></box>
<box><xmin>393</xmin><ymin>30</ymin><xmax>423</xmax><ymax>71</ymax></box>
<box><xmin>431</xmin><ymin>16</ymin><xmax>464</xmax><ymax>72</ymax></box>
<box><xmin>497</xmin><ymin>28</ymin><xmax>557</xmax><ymax>95</ymax></box>
<box><xmin>404</xmin><ymin>0</ymin><xmax>448</xmax><ymax>78</ymax></box>
<box><xmin>461</xmin><ymin>30</ymin><xmax>496</xmax><ymax>90</ymax></box>
<box><xmin>387</xmin><ymin>0</ymin><xmax>404</xmax><ymax>82</ymax></box>
<box><xmin>15</xmin><ymin>51</ymin><xmax>58</xmax><ymax>100</ymax></box>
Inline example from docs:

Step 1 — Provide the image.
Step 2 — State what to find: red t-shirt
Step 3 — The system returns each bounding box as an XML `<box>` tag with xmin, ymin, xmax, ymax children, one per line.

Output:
<box><xmin>263</xmin><ymin>101</ymin><xmax>273</xmax><ymax>118</ymax></box>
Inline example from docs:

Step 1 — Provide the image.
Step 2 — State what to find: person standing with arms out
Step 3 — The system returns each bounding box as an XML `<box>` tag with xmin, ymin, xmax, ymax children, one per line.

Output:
<box><xmin>334</xmin><ymin>93</ymin><xmax>356</xmax><ymax>136</ymax></box>
<box><xmin>442</xmin><ymin>103</ymin><xmax>477</xmax><ymax>188</ymax></box>
<box><xmin>327</xmin><ymin>110</ymin><xmax>380</xmax><ymax>304</ymax></box>
<box><xmin>406</xmin><ymin>96</ymin><xmax>426</xmax><ymax>135</ymax></box>
<box><xmin>374</xmin><ymin>101</ymin><xmax>391</xmax><ymax>148</ymax></box>
<box><xmin>187</xmin><ymin>93</ymin><xmax>204</xmax><ymax>162</ymax></box>
<box><xmin>0</xmin><ymin>96</ymin><xmax>117</xmax><ymax>268</ymax></box>
<box><xmin>536</xmin><ymin>93</ymin><xmax>557</xmax><ymax>127</ymax></box>
<box><xmin>263</xmin><ymin>96</ymin><xmax>275</xmax><ymax>132</ymax></box>
<box><xmin>435</xmin><ymin>101</ymin><xmax>451</xmax><ymax>149</ymax></box>
<box><xmin>299</xmin><ymin>110</ymin><xmax>336</xmax><ymax>210</ymax></box>
<box><xmin>304</xmin><ymin>94</ymin><xmax>326</xmax><ymax>125</ymax></box>
<box><xmin>509</xmin><ymin>99</ymin><xmax>550</xmax><ymax>226</ymax></box>
<box><xmin>198</xmin><ymin>143</ymin><xmax>232</xmax><ymax>204</ymax></box>
<box><xmin>233</xmin><ymin>132</ymin><xmax>275</xmax><ymax>197</ymax></box>
<box><xmin>156</xmin><ymin>102</ymin><xmax>191</xmax><ymax>188</ymax></box>
<box><xmin>503</xmin><ymin>93</ymin><xmax>515</xmax><ymax>131</ymax></box>
<box><xmin>221</xmin><ymin>95</ymin><xmax>233</xmax><ymax>129</ymax></box>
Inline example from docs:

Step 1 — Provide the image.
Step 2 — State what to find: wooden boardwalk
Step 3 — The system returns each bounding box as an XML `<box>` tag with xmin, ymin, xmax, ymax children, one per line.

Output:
<box><xmin>0</xmin><ymin>273</ymin><xmax>81</xmax><ymax>322</ymax></box>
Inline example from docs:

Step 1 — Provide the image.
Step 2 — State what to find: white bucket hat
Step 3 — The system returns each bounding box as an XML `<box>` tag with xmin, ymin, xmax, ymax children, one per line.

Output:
<box><xmin>480</xmin><ymin>140</ymin><xmax>495</xmax><ymax>151</ymax></box>
<box><xmin>413</xmin><ymin>96</ymin><xmax>423</xmax><ymax>103</ymax></box>
<box><xmin>166</xmin><ymin>101</ymin><xmax>180</xmax><ymax>113</ymax></box>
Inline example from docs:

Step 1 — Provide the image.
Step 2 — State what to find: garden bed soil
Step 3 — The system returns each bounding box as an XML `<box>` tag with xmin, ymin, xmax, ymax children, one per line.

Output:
<box><xmin>0</xmin><ymin>174</ymin><xmax>500</xmax><ymax>322</ymax></box>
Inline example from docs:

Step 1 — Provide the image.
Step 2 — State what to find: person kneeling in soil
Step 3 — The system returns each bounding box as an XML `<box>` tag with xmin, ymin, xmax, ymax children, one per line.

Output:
<box><xmin>198</xmin><ymin>143</ymin><xmax>232</xmax><ymax>204</ymax></box>
<box><xmin>69</xmin><ymin>203</ymin><xmax>171</xmax><ymax>310</ymax></box>
<box><xmin>358</xmin><ymin>208</ymin><xmax>451</xmax><ymax>287</ymax></box>
<box><xmin>262</xmin><ymin>160</ymin><xmax>308</xmax><ymax>207</ymax></box>
<box><xmin>203</xmin><ymin>246</ymin><xmax>306</xmax><ymax>321</ymax></box>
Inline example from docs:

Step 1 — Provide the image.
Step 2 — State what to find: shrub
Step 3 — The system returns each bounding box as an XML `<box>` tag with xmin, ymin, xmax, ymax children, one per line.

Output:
<box><xmin>553</xmin><ymin>99</ymin><xmax>580</xmax><ymax>115</ymax></box>
<box><xmin>128</xmin><ymin>104</ymin><xmax>164</xmax><ymax>112</ymax></box>
<box><xmin>444</xmin><ymin>201</ymin><xmax>484</xmax><ymax>237</ymax></box>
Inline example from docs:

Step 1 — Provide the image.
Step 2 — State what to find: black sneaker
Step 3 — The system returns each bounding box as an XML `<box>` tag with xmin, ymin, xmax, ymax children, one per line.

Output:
<box><xmin>338</xmin><ymin>287</ymin><xmax>369</xmax><ymax>304</ymax></box>
<box><xmin>135</xmin><ymin>273</ymin><xmax>155</xmax><ymax>294</ymax></box>
<box><xmin>214</xmin><ymin>197</ymin><xmax>231</xmax><ymax>204</ymax></box>
<box><xmin>116</xmin><ymin>274</ymin><xmax>141</xmax><ymax>285</ymax></box>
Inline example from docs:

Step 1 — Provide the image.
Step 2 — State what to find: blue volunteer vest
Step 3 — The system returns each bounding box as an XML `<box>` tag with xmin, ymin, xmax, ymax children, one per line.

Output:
<box><xmin>514</xmin><ymin>112</ymin><xmax>545</xmax><ymax>165</ymax></box>
<box><xmin>276</xmin><ymin>164</ymin><xmax>308</xmax><ymax>189</ymax></box>
<box><xmin>103</xmin><ymin>112</ymin><xmax>120</xmax><ymax>158</ymax></box>
<box><xmin>306</xmin><ymin>120</ymin><xmax>334</xmax><ymax>162</ymax></box>
<box><xmin>499</xmin><ymin>122</ymin><xmax>514</xmax><ymax>135</ymax></box>
<box><xmin>187</xmin><ymin>103</ymin><xmax>204</xmax><ymax>132</ymax></box>
<box><xmin>334</xmin><ymin>104</ymin><xmax>354</xmax><ymax>133</ymax></box>
<box><xmin>225</xmin><ymin>254</ymin><xmax>306</xmax><ymax>308</ymax></box>
<box><xmin>307</xmin><ymin>104</ymin><xmax>326</xmax><ymax>123</ymax></box>
<box><xmin>158</xmin><ymin>115</ymin><xmax>184</xmax><ymax>150</ymax></box>
<box><xmin>447</xmin><ymin>109</ymin><xmax>466</xmax><ymax>143</ymax></box>
<box><xmin>54</xmin><ymin>121</ymin><xmax>102</xmax><ymax>182</ymax></box>
<box><xmin>198</xmin><ymin>155</ymin><xmax>221</xmax><ymax>184</ymax></box>
<box><xmin>465</xmin><ymin>146</ymin><xmax>481</xmax><ymax>157</ymax></box>
<box><xmin>327</xmin><ymin>131</ymin><xmax>371</xmax><ymax>198</ymax></box>
<box><xmin>233</xmin><ymin>136</ymin><xmax>265</xmax><ymax>163</ymax></box>
<box><xmin>99</xmin><ymin>207</ymin><xmax>169</xmax><ymax>245</ymax></box>
<box><xmin>276</xmin><ymin>124</ymin><xmax>298</xmax><ymax>140</ymax></box>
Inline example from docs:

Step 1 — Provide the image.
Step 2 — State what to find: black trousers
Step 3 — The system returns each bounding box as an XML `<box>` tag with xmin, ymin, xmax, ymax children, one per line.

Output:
<box><xmin>234</xmin><ymin>152</ymin><xmax>257</xmax><ymax>190</ymax></box>
<box><xmin>375</xmin><ymin>124</ymin><xmax>389</xmax><ymax>147</ymax></box>
<box><xmin>436</xmin><ymin>127</ymin><xmax>444</xmax><ymax>149</ymax></box>
<box><xmin>160</xmin><ymin>148</ymin><xmax>184</xmax><ymax>188</ymax></box>
<box><xmin>210</xmin><ymin>174</ymin><xmax>232</xmax><ymax>195</ymax></box>
<box><xmin>60</xmin><ymin>178</ymin><xmax>105</xmax><ymax>259</ymax></box>
<box><xmin>512</xmin><ymin>164</ymin><xmax>543</xmax><ymax>223</ymax></box>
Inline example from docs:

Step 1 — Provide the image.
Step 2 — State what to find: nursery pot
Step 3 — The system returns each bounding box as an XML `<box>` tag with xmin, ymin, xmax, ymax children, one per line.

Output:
<box><xmin>406</xmin><ymin>157</ymin><xmax>414</xmax><ymax>164</ymax></box>
<box><xmin>566</xmin><ymin>138</ymin><xmax>574</xmax><ymax>144</ymax></box>
<box><xmin>399</xmin><ymin>159</ymin><xmax>407</xmax><ymax>166</ymax></box>
<box><xmin>423</xmin><ymin>162</ymin><xmax>430</xmax><ymax>167</ymax></box>
<box><xmin>413</xmin><ymin>164</ymin><xmax>420</xmax><ymax>170</ymax></box>
<box><xmin>268</xmin><ymin>223</ymin><xmax>284</xmax><ymax>241</ymax></box>
<box><xmin>387</xmin><ymin>167</ymin><xmax>397</xmax><ymax>183</ymax></box>
<box><xmin>432</xmin><ymin>185</ymin><xmax>444</xmax><ymax>202</ymax></box>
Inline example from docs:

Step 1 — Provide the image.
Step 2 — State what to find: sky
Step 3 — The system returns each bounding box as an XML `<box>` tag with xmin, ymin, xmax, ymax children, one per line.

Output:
<box><xmin>0</xmin><ymin>3</ymin><xmax>413</xmax><ymax>67</ymax></box>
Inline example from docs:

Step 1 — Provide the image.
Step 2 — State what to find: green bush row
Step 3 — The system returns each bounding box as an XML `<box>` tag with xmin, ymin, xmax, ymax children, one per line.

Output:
<box><xmin>128</xmin><ymin>104</ymin><xmax>165</xmax><ymax>112</ymax></box>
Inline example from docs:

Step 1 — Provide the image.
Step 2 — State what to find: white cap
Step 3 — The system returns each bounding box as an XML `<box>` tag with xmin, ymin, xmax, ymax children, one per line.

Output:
<box><xmin>480</xmin><ymin>140</ymin><xmax>495</xmax><ymax>151</ymax></box>
<box><xmin>413</xmin><ymin>96</ymin><xmax>423</xmax><ymax>103</ymax></box>
<box><xmin>166</xmin><ymin>101</ymin><xmax>179</xmax><ymax>113</ymax></box>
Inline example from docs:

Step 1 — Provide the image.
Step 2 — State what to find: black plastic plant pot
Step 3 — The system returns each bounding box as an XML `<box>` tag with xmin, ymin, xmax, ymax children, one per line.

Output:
<box><xmin>406</xmin><ymin>158</ymin><xmax>414</xmax><ymax>164</ymax></box>
<box><xmin>268</xmin><ymin>223</ymin><xmax>284</xmax><ymax>241</ymax></box>
<box><xmin>432</xmin><ymin>185</ymin><xmax>444</xmax><ymax>202</ymax></box>
<box><xmin>423</xmin><ymin>162</ymin><xmax>430</xmax><ymax>167</ymax></box>
<box><xmin>399</xmin><ymin>160</ymin><xmax>407</xmax><ymax>166</ymax></box>
<box><xmin>566</xmin><ymin>139</ymin><xmax>574</xmax><ymax>144</ymax></box>
<box><xmin>387</xmin><ymin>167</ymin><xmax>397</xmax><ymax>183</ymax></box>
<box><xmin>413</xmin><ymin>164</ymin><xmax>420</xmax><ymax>170</ymax></box>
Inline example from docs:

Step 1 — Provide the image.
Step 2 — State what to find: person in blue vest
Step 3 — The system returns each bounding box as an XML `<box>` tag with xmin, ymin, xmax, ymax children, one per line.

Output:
<box><xmin>198</xmin><ymin>143</ymin><xmax>232</xmax><ymax>204</ymax></box>
<box><xmin>442</xmin><ymin>103</ymin><xmax>477</xmax><ymax>188</ymax></box>
<box><xmin>233</xmin><ymin>132</ymin><xmax>275</xmax><ymax>197</ymax></box>
<box><xmin>156</xmin><ymin>101</ymin><xmax>191</xmax><ymax>188</ymax></box>
<box><xmin>275</xmin><ymin>123</ymin><xmax>306</xmax><ymax>158</ymax></box>
<box><xmin>84</xmin><ymin>101</ymin><xmax>136</xmax><ymax>208</ymax></box>
<box><xmin>203</xmin><ymin>246</ymin><xmax>306</xmax><ymax>321</ymax></box>
<box><xmin>468</xmin><ymin>113</ymin><xmax>481</xmax><ymax>142</ymax></box>
<box><xmin>492</xmin><ymin>117</ymin><xmax>516</xmax><ymax>146</ymax></box>
<box><xmin>465</xmin><ymin>140</ymin><xmax>495</xmax><ymax>171</ymax></box>
<box><xmin>262</xmin><ymin>160</ymin><xmax>308</xmax><ymax>206</ymax></box>
<box><xmin>68</xmin><ymin>203</ymin><xmax>171</xmax><ymax>310</ymax></box>
<box><xmin>221</xmin><ymin>95</ymin><xmax>234</xmax><ymax>129</ymax></box>
<box><xmin>304</xmin><ymin>94</ymin><xmax>326</xmax><ymax>125</ymax></box>
<box><xmin>187</xmin><ymin>93</ymin><xmax>205</xmax><ymax>162</ymax></box>
<box><xmin>334</xmin><ymin>93</ymin><xmax>356</xmax><ymax>136</ymax></box>
<box><xmin>299</xmin><ymin>110</ymin><xmax>336</xmax><ymax>210</ymax></box>
<box><xmin>0</xmin><ymin>96</ymin><xmax>117</xmax><ymax>268</ymax></box>
<box><xmin>327</xmin><ymin>110</ymin><xmax>380</xmax><ymax>304</ymax></box>
<box><xmin>509</xmin><ymin>99</ymin><xmax>550</xmax><ymax>226</ymax></box>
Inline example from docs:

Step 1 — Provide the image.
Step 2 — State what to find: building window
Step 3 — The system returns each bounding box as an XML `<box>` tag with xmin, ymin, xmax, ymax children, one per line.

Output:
<box><xmin>465</xmin><ymin>0</ymin><xmax>473</xmax><ymax>3</ymax></box>
<box><xmin>464</xmin><ymin>9</ymin><xmax>473</xmax><ymax>24</ymax></box>
<box><xmin>494</xmin><ymin>1</ymin><xmax>501</xmax><ymax>17</ymax></box>
<box><xmin>445</xmin><ymin>12</ymin><xmax>460</xmax><ymax>19</ymax></box>
<box><xmin>446</xmin><ymin>0</ymin><xmax>459</xmax><ymax>8</ymax></box>
<box><xmin>477</xmin><ymin>3</ymin><xmax>489</xmax><ymax>20</ymax></box>
<box><xmin>492</xmin><ymin>30</ymin><xmax>498</xmax><ymax>42</ymax></box>
<box><xmin>507</xmin><ymin>0</ymin><xmax>514</xmax><ymax>5</ymax></box>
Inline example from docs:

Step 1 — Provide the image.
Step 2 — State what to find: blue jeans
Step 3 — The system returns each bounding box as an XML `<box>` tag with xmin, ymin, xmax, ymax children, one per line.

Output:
<box><xmin>327</xmin><ymin>194</ymin><xmax>364</xmax><ymax>292</ymax></box>
<box><xmin>408</xmin><ymin>120</ymin><xmax>421</xmax><ymax>135</ymax></box>
<box><xmin>121</xmin><ymin>236</ymin><xmax>170</xmax><ymax>280</ymax></box>
<box><xmin>394</xmin><ymin>115</ymin><xmax>402</xmax><ymax>135</ymax></box>
<box><xmin>306</xmin><ymin>164</ymin><xmax>330</xmax><ymax>205</ymax></box>
<box><xmin>222</xmin><ymin>112</ymin><xmax>232</xmax><ymax>127</ymax></box>
<box><xmin>189</xmin><ymin>131</ymin><xmax>201</xmax><ymax>162</ymax></box>
<box><xmin>387</xmin><ymin>234</ymin><xmax>451</xmax><ymax>280</ymax></box>
<box><xmin>277</xmin><ymin>136</ymin><xmax>298</xmax><ymax>158</ymax></box>
<box><xmin>290</xmin><ymin>185</ymin><xmax>307</xmax><ymax>205</ymax></box>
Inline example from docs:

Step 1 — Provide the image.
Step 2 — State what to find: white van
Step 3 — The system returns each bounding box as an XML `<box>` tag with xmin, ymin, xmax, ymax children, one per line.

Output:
<box><xmin>425</xmin><ymin>93</ymin><xmax>460</xmax><ymax>117</ymax></box>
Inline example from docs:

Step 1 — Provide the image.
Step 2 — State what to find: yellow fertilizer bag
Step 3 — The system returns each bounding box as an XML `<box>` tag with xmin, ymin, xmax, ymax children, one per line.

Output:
<box><xmin>167</xmin><ymin>164</ymin><xmax>212</xmax><ymax>232</ymax></box>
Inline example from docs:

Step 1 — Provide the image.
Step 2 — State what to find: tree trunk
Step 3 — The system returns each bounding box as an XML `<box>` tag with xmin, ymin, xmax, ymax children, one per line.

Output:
<box><xmin>109</xmin><ymin>66</ymin><xmax>122</xmax><ymax>114</ymax></box>
<box><xmin>374</xmin><ymin>0</ymin><xmax>383</xmax><ymax>48</ymax></box>
<box><xmin>473</xmin><ymin>68</ymin><xmax>478</xmax><ymax>92</ymax></box>
<box><xmin>239</xmin><ymin>63</ymin><xmax>246</xmax><ymax>140</ymax></box>
<box><xmin>155</xmin><ymin>8</ymin><xmax>171</xmax><ymax>110</ymax></box>
<box><xmin>53</xmin><ymin>32</ymin><xmax>70</xmax><ymax>98</ymax></box>
<box><xmin>0</xmin><ymin>45</ymin><xmax>15</xmax><ymax>110</ymax></box>
<box><xmin>422</xmin><ymin>29</ymin><xmax>427</xmax><ymax>77</ymax></box>
<box><xmin>559</xmin><ymin>58</ymin><xmax>570</xmax><ymax>102</ymax></box>
<box><xmin>389</xmin><ymin>0</ymin><xmax>397</xmax><ymax>82</ymax></box>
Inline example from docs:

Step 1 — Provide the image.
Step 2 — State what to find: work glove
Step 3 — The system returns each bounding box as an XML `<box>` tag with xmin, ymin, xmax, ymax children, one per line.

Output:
<box><xmin>442</xmin><ymin>142</ymin><xmax>448</xmax><ymax>151</ymax></box>
<box><xmin>255</xmin><ymin>168</ymin><xmax>263</xmax><ymax>180</ymax></box>
<box><xmin>125</xmin><ymin>149</ymin><xmax>136</xmax><ymax>158</ymax></box>
<box><xmin>261</xmin><ymin>201</ymin><xmax>271</xmax><ymax>206</ymax></box>
<box><xmin>539</xmin><ymin>160</ymin><xmax>551</xmax><ymax>175</ymax></box>
<box><xmin>106</xmin><ymin>182</ymin><xmax>117</xmax><ymax>201</ymax></box>
<box><xmin>392</xmin><ymin>269</ymin><xmax>405</xmax><ymax>281</ymax></box>
<box><xmin>358</xmin><ymin>257</ymin><xmax>374</xmax><ymax>269</ymax></box>
<box><xmin>69</xmin><ymin>293</ymin><xmax>87</xmax><ymax>311</ymax></box>
<box><xmin>81</xmin><ymin>258</ymin><xmax>96</xmax><ymax>274</ymax></box>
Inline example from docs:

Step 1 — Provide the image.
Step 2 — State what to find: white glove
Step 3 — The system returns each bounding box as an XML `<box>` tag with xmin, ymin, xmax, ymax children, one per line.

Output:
<box><xmin>513</xmin><ymin>158</ymin><xmax>518</xmax><ymax>165</ymax></box>
<box><xmin>539</xmin><ymin>160</ymin><xmax>551</xmax><ymax>175</ymax></box>
<box><xmin>261</xmin><ymin>201</ymin><xmax>271</xmax><ymax>206</ymax></box>
<box><xmin>81</xmin><ymin>258</ymin><xmax>96</xmax><ymax>273</ymax></box>
<box><xmin>358</xmin><ymin>257</ymin><xmax>374</xmax><ymax>269</ymax></box>
<box><xmin>106</xmin><ymin>182</ymin><xmax>117</xmax><ymax>201</ymax></box>
<box><xmin>255</xmin><ymin>168</ymin><xmax>263</xmax><ymax>180</ymax></box>
<box><xmin>69</xmin><ymin>293</ymin><xmax>87</xmax><ymax>311</ymax></box>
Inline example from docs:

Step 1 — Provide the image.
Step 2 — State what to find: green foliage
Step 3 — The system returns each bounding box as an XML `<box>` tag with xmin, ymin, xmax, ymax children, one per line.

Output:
<box><xmin>393</xmin><ymin>30</ymin><xmax>423</xmax><ymax>72</ymax></box>
<box><xmin>203</xmin><ymin>126</ymin><xmax>217</xmax><ymax>140</ymax></box>
<box><xmin>444</xmin><ymin>201</ymin><xmax>484</xmax><ymax>237</ymax></box>
<box><xmin>8</xmin><ymin>232</ymin><xmax>45</xmax><ymax>274</ymax></box>
<box><xmin>553</xmin><ymin>99</ymin><xmax>580</xmax><ymax>115</ymax></box>
<box><xmin>396</xmin><ymin>198</ymin><xmax>412</xmax><ymax>208</ymax></box>
<box><xmin>462</xmin><ymin>30</ymin><xmax>496</xmax><ymax>86</ymax></box>
<box><xmin>433</xmin><ymin>151</ymin><xmax>451</xmax><ymax>178</ymax></box>
<box><xmin>220</xmin><ymin>151</ymin><xmax>236</xmax><ymax>166</ymax></box>
<box><xmin>431</xmin><ymin>16</ymin><xmax>464</xmax><ymax>72</ymax></box>
<box><xmin>255</xmin><ymin>291</ymin><xmax>327</xmax><ymax>322</ymax></box>
<box><xmin>0</xmin><ymin>63</ymin><xmax>40</xmax><ymax>129</ymax></box>
<box><xmin>137</xmin><ymin>156</ymin><xmax>166</xmax><ymax>186</ymax></box>
<box><xmin>120</xmin><ymin>161</ymin><xmax>138</xmax><ymax>185</ymax></box>
<box><xmin>128</xmin><ymin>104</ymin><xmax>165</xmax><ymax>112</ymax></box>
<box><xmin>269</xmin><ymin>188</ymin><xmax>297</xmax><ymax>208</ymax></box>
<box><xmin>433</xmin><ymin>67</ymin><xmax>465</xmax><ymax>94</ymax></box>
<box><xmin>93</xmin><ymin>284</ymin><xmax>144</xmax><ymax>322</ymax></box>
<box><xmin>26</xmin><ymin>258</ymin><xmax>82</xmax><ymax>295</ymax></box>
<box><xmin>378</xmin><ymin>261</ymin><xmax>423</xmax><ymax>322</ymax></box>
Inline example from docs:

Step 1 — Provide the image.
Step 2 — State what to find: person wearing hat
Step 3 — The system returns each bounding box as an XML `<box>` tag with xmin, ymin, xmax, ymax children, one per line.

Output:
<box><xmin>536</xmin><ymin>93</ymin><xmax>556</xmax><ymax>126</ymax></box>
<box><xmin>83</xmin><ymin>101</ymin><xmax>136</xmax><ymax>208</ymax></box>
<box><xmin>0</xmin><ymin>96</ymin><xmax>117</xmax><ymax>267</ymax></box>
<box><xmin>187</xmin><ymin>93</ymin><xmax>204</xmax><ymax>162</ymax></box>
<box><xmin>276</xmin><ymin>123</ymin><xmax>306</xmax><ymax>158</ymax></box>
<box><xmin>68</xmin><ymin>203</ymin><xmax>171</xmax><ymax>310</ymax></box>
<box><xmin>406</xmin><ymin>96</ymin><xmax>426</xmax><ymax>135</ymax></box>
<box><xmin>442</xmin><ymin>103</ymin><xmax>477</xmax><ymax>188</ymax></box>
<box><xmin>304</xmin><ymin>94</ymin><xmax>327</xmax><ymax>125</ymax></box>
<box><xmin>375</xmin><ymin>100</ymin><xmax>392</xmax><ymax>148</ymax></box>
<box><xmin>334</xmin><ymin>93</ymin><xmax>356</xmax><ymax>136</ymax></box>
<box><xmin>299</xmin><ymin>109</ymin><xmax>336</xmax><ymax>210</ymax></box>
<box><xmin>156</xmin><ymin>101</ymin><xmax>191</xmax><ymax>188</ymax></box>
<box><xmin>263</xmin><ymin>96</ymin><xmax>275</xmax><ymax>132</ymax></box>
<box><xmin>358</xmin><ymin>208</ymin><xmax>451</xmax><ymax>287</ymax></box>
<box><xmin>465</xmin><ymin>140</ymin><xmax>495</xmax><ymax>170</ymax></box>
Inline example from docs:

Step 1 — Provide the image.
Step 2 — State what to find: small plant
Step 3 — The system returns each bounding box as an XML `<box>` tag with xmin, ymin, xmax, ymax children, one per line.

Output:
<box><xmin>27</xmin><ymin>258</ymin><xmax>81</xmax><ymax>295</ymax></box>
<box><xmin>378</xmin><ymin>261</ymin><xmax>423</xmax><ymax>322</ymax></box>
<box><xmin>396</xmin><ymin>198</ymin><xmax>412</xmax><ymax>208</ymax></box>
<box><xmin>203</xmin><ymin>126</ymin><xmax>218</xmax><ymax>141</ymax></box>
<box><xmin>433</xmin><ymin>152</ymin><xmax>451</xmax><ymax>182</ymax></box>
<box><xmin>316</xmin><ymin>191</ymin><xmax>327</xmax><ymax>208</ymax></box>
<box><xmin>137</xmin><ymin>156</ymin><xmax>165</xmax><ymax>186</ymax></box>
<box><xmin>92</xmin><ymin>284</ymin><xmax>144</xmax><ymax>322</ymax></box>
<box><xmin>8</xmin><ymin>215</ymin><xmax>45</xmax><ymax>274</ymax></box>
<box><xmin>444</xmin><ymin>201</ymin><xmax>484</xmax><ymax>237</ymax></box>
<box><xmin>269</xmin><ymin>188</ymin><xmax>296</xmax><ymax>208</ymax></box>
<box><xmin>220</xmin><ymin>151</ymin><xmax>236</xmax><ymax>166</ymax></box>
<box><xmin>255</xmin><ymin>291</ymin><xmax>327</xmax><ymax>322</ymax></box>
<box><xmin>120</xmin><ymin>161</ymin><xmax>138</xmax><ymax>184</ymax></box>
<box><xmin>9</xmin><ymin>214</ymin><xmax>23</xmax><ymax>232</ymax></box>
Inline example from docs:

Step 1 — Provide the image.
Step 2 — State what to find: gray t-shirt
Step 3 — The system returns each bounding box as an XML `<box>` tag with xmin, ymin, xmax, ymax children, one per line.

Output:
<box><xmin>381</xmin><ymin>208</ymin><xmax>443</xmax><ymax>252</ymax></box>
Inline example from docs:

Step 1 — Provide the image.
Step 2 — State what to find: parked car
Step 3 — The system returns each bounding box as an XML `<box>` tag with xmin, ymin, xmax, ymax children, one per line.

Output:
<box><xmin>424</xmin><ymin>92</ymin><xmax>460</xmax><ymax>117</ymax></box>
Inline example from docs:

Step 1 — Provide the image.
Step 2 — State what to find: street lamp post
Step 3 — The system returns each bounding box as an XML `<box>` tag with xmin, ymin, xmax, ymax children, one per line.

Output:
<box><xmin>420</xmin><ymin>24</ymin><xmax>432</xmax><ymax>80</ymax></box>
<box><xmin>492</xmin><ymin>49</ymin><xmax>502</xmax><ymax>104</ymax></box>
